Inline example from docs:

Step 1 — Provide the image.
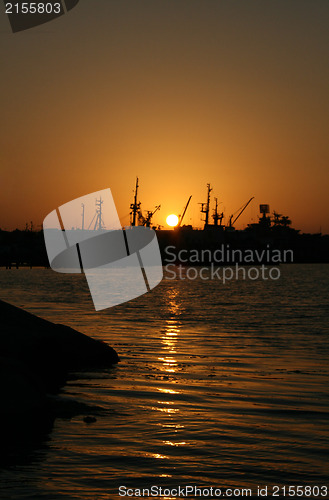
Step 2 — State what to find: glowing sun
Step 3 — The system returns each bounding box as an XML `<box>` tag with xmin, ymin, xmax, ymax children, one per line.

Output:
<box><xmin>166</xmin><ymin>214</ymin><xmax>179</xmax><ymax>227</ymax></box>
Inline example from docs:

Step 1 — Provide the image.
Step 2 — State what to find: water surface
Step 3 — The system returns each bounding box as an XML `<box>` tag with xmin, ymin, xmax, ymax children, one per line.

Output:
<box><xmin>0</xmin><ymin>264</ymin><xmax>328</xmax><ymax>499</ymax></box>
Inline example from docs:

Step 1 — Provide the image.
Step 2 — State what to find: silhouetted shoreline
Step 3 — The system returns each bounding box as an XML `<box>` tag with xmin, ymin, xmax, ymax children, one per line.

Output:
<box><xmin>0</xmin><ymin>300</ymin><xmax>119</xmax><ymax>426</ymax></box>
<box><xmin>0</xmin><ymin>227</ymin><xmax>329</xmax><ymax>269</ymax></box>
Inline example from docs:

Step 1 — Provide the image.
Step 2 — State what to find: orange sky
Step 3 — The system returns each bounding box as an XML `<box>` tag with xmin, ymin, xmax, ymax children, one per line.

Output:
<box><xmin>0</xmin><ymin>0</ymin><xmax>328</xmax><ymax>233</ymax></box>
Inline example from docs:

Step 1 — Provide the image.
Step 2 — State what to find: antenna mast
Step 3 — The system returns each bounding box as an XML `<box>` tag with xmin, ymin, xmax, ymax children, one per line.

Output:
<box><xmin>94</xmin><ymin>197</ymin><xmax>105</xmax><ymax>230</ymax></box>
<box><xmin>81</xmin><ymin>203</ymin><xmax>85</xmax><ymax>230</ymax></box>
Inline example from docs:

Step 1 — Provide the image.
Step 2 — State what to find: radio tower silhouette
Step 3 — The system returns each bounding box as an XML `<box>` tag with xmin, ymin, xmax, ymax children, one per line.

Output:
<box><xmin>88</xmin><ymin>197</ymin><xmax>105</xmax><ymax>230</ymax></box>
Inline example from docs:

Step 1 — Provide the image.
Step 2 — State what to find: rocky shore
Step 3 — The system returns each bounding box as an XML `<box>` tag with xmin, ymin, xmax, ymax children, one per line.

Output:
<box><xmin>0</xmin><ymin>300</ymin><xmax>119</xmax><ymax>422</ymax></box>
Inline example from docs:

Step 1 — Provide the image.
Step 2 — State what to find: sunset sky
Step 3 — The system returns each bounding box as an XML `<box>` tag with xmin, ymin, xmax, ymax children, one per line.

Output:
<box><xmin>1</xmin><ymin>0</ymin><xmax>328</xmax><ymax>233</ymax></box>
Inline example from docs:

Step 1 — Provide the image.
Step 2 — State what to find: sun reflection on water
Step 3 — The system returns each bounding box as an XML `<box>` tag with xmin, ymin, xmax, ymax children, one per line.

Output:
<box><xmin>149</xmin><ymin>285</ymin><xmax>191</xmax><ymax>458</ymax></box>
<box><xmin>151</xmin><ymin>406</ymin><xmax>179</xmax><ymax>414</ymax></box>
<box><xmin>163</xmin><ymin>441</ymin><xmax>187</xmax><ymax>447</ymax></box>
<box><xmin>159</xmin><ymin>287</ymin><xmax>183</xmax><ymax>373</ymax></box>
<box><xmin>157</xmin><ymin>388</ymin><xmax>179</xmax><ymax>395</ymax></box>
<box><xmin>148</xmin><ymin>453</ymin><xmax>168</xmax><ymax>460</ymax></box>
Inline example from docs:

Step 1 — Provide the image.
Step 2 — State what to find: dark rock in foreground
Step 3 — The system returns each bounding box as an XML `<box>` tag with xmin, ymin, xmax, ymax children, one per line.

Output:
<box><xmin>0</xmin><ymin>356</ymin><xmax>48</xmax><ymax>418</ymax></box>
<box><xmin>0</xmin><ymin>299</ymin><xmax>119</xmax><ymax>421</ymax></box>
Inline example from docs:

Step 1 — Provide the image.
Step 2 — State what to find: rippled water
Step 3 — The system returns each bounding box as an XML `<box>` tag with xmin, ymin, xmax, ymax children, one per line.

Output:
<box><xmin>0</xmin><ymin>264</ymin><xmax>329</xmax><ymax>499</ymax></box>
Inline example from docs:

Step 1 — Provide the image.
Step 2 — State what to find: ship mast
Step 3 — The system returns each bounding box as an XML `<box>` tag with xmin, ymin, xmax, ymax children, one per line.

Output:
<box><xmin>130</xmin><ymin>177</ymin><xmax>141</xmax><ymax>226</ymax></box>
<box><xmin>200</xmin><ymin>183</ymin><xmax>212</xmax><ymax>229</ymax></box>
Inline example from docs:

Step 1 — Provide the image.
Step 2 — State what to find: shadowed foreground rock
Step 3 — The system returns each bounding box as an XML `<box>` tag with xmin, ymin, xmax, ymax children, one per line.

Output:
<box><xmin>0</xmin><ymin>300</ymin><xmax>119</xmax><ymax>421</ymax></box>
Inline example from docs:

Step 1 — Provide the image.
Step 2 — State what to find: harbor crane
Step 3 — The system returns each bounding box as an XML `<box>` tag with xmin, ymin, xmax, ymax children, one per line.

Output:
<box><xmin>228</xmin><ymin>197</ymin><xmax>254</xmax><ymax>228</ymax></box>
<box><xmin>138</xmin><ymin>205</ymin><xmax>161</xmax><ymax>227</ymax></box>
<box><xmin>177</xmin><ymin>195</ymin><xmax>192</xmax><ymax>228</ymax></box>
